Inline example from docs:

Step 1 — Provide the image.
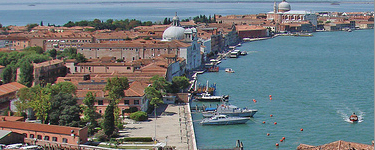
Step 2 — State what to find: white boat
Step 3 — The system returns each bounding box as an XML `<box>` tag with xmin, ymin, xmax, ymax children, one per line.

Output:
<box><xmin>225</xmin><ymin>68</ymin><xmax>235</xmax><ymax>73</ymax></box>
<box><xmin>229</xmin><ymin>50</ymin><xmax>240</xmax><ymax>58</ymax></box>
<box><xmin>194</xmin><ymin>92</ymin><xmax>229</xmax><ymax>102</ymax></box>
<box><xmin>200</xmin><ymin>115</ymin><xmax>250</xmax><ymax>125</ymax></box>
<box><xmin>240</xmin><ymin>51</ymin><xmax>247</xmax><ymax>55</ymax></box>
<box><xmin>202</xmin><ymin>103</ymin><xmax>257</xmax><ymax>118</ymax></box>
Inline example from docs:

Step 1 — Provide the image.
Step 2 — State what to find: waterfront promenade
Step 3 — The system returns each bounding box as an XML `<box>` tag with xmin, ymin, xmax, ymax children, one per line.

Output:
<box><xmin>123</xmin><ymin>104</ymin><xmax>197</xmax><ymax>150</ymax></box>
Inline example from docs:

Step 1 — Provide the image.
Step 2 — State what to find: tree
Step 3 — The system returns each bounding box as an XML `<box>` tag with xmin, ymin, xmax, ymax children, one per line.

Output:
<box><xmin>28</xmin><ymin>85</ymin><xmax>51</xmax><ymax>124</ymax></box>
<box><xmin>102</xmin><ymin>103</ymin><xmax>115</xmax><ymax>139</ymax></box>
<box><xmin>2</xmin><ymin>65</ymin><xmax>15</xmax><ymax>84</ymax></box>
<box><xmin>150</xmin><ymin>75</ymin><xmax>171</xmax><ymax>93</ymax></box>
<box><xmin>48</xmin><ymin>92</ymin><xmax>81</xmax><ymax>127</ymax></box>
<box><xmin>18</xmin><ymin>61</ymin><xmax>34</xmax><ymax>87</ymax></box>
<box><xmin>50</xmin><ymin>82</ymin><xmax>77</xmax><ymax>96</ymax></box>
<box><xmin>104</xmin><ymin>77</ymin><xmax>129</xmax><ymax>100</ymax></box>
<box><xmin>82</xmin><ymin>92</ymin><xmax>99</xmax><ymax>135</ymax></box>
<box><xmin>171</xmin><ymin>76</ymin><xmax>190</xmax><ymax>93</ymax></box>
<box><xmin>14</xmin><ymin>88</ymin><xmax>31</xmax><ymax>117</ymax></box>
<box><xmin>47</xmin><ymin>49</ymin><xmax>57</xmax><ymax>59</ymax></box>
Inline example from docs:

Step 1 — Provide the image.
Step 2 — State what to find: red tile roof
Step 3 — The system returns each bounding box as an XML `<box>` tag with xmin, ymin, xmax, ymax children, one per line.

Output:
<box><xmin>0</xmin><ymin>121</ymin><xmax>83</xmax><ymax>136</ymax></box>
<box><xmin>0</xmin><ymin>116</ymin><xmax>24</xmax><ymax>122</ymax></box>
<box><xmin>0</xmin><ymin>82</ymin><xmax>26</xmax><ymax>97</ymax></box>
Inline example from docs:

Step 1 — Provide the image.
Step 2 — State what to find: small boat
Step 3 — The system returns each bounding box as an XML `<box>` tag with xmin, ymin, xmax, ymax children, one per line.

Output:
<box><xmin>200</xmin><ymin>115</ymin><xmax>250</xmax><ymax>125</ymax></box>
<box><xmin>207</xmin><ymin>66</ymin><xmax>219</xmax><ymax>72</ymax></box>
<box><xmin>349</xmin><ymin>113</ymin><xmax>358</xmax><ymax>122</ymax></box>
<box><xmin>225</xmin><ymin>68</ymin><xmax>235</xmax><ymax>73</ymax></box>
<box><xmin>194</xmin><ymin>92</ymin><xmax>229</xmax><ymax>102</ymax></box>
<box><xmin>240</xmin><ymin>51</ymin><xmax>247</xmax><ymax>55</ymax></box>
<box><xmin>202</xmin><ymin>103</ymin><xmax>257</xmax><ymax>118</ymax></box>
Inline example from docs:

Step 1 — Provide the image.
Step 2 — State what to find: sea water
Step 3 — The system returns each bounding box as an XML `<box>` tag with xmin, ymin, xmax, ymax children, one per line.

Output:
<box><xmin>0</xmin><ymin>1</ymin><xmax>373</xmax><ymax>26</ymax></box>
<box><xmin>193</xmin><ymin>29</ymin><xmax>374</xmax><ymax>149</ymax></box>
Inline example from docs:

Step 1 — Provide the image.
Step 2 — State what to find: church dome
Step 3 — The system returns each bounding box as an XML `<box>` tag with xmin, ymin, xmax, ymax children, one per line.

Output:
<box><xmin>278</xmin><ymin>0</ymin><xmax>291</xmax><ymax>12</ymax></box>
<box><xmin>162</xmin><ymin>26</ymin><xmax>185</xmax><ymax>41</ymax></box>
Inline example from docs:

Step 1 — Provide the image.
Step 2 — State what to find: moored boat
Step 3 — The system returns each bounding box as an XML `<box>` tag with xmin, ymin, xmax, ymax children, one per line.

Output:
<box><xmin>200</xmin><ymin>115</ymin><xmax>250</xmax><ymax>125</ymax></box>
<box><xmin>194</xmin><ymin>92</ymin><xmax>229</xmax><ymax>102</ymax></box>
<box><xmin>202</xmin><ymin>103</ymin><xmax>257</xmax><ymax>118</ymax></box>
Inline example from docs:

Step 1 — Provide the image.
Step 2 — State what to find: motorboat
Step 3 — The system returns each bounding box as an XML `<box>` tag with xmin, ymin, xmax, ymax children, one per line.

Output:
<box><xmin>200</xmin><ymin>115</ymin><xmax>250</xmax><ymax>125</ymax></box>
<box><xmin>349</xmin><ymin>113</ymin><xmax>358</xmax><ymax>122</ymax></box>
<box><xmin>194</xmin><ymin>92</ymin><xmax>229</xmax><ymax>102</ymax></box>
<box><xmin>240</xmin><ymin>51</ymin><xmax>247</xmax><ymax>55</ymax></box>
<box><xmin>225</xmin><ymin>68</ymin><xmax>235</xmax><ymax>73</ymax></box>
<box><xmin>202</xmin><ymin>103</ymin><xmax>257</xmax><ymax>118</ymax></box>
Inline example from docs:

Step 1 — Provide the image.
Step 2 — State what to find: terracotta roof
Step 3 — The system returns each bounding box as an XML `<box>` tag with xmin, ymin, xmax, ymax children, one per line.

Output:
<box><xmin>125</xmin><ymin>81</ymin><xmax>149</xmax><ymax>97</ymax></box>
<box><xmin>297</xmin><ymin>140</ymin><xmax>374</xmax><ymax>150</ymax></box>
<box><xmin>236</xmin><ymin>25</ymin><xmax>266</xmax><ymax>31</ymax></box>
<box><xmin>0</xmin><ymin>82</ymin><xmax>26</xmax><ymax>96</ymax></box>
<box><xmin>0</xmin><ymin>116</ymin><xmax>24</xmax><ymax>122</ymax></box>
<box><xmin>0</xmin><ymin>121</ymin><xmax>83</xmax><ymax>136</ymax></box>
<box><xmin>33</xmin><ymin>59</ymin><xmax>63</xmax><ymax>68</ymax></box>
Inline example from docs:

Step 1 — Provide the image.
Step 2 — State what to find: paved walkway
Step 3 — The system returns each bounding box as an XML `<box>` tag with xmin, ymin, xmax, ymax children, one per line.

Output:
<box><xmin>122</xmin><ymin>104</ymin><xmax>195</xmax><ymax>150</ymax></box>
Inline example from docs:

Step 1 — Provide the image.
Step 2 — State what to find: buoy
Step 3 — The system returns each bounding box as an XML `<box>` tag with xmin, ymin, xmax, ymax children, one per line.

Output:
<box><xmin>282</xmin><ymin>137</ymin><xmax>285</xmax><ymax>140</ymax></box>
<box><xmin>269</xmin><ymin>95</ymin><xmax>272</xmax><ymax>97</ymax></box>
<box><xmin>275</xmin><ymin>143</ymin><xmax>279</xmax><ymax>146</ymax></box>
<box><xmin>300</xmin><ymin>128</ymin><xmax>304</xmax><ymax>131</ymax></box>
<box><xmin>270</xmin><ymin>114</ymin><xmax>273</xmax><ymax>117</ymax></box>
<box><xmin>253</xmin><ymin>99</ymin><xmax>257</xmax><ymax>103</ymax></box>
<box><xmin>267</xmin><ymin>133</ymin><xmax>270</xmax><ymax>136</ymax></box>
<box><xmin>262</xmin><ymin>121</ymin><xmax>266</xmax><ymax>124</ymax></box>
<box><xmin>280</xmin><ymin>139</ymin><xmax>284</xmax><ymax>142</ymax></box>
<box><xmin>270</xmin><ymin>97</ymin><xmax>272</xmax><ymax>100</ymax></box>
<box><xmin>274</xmin><ymin>122</ymin><xmax>277</xmax><ymax>125</ymax></box>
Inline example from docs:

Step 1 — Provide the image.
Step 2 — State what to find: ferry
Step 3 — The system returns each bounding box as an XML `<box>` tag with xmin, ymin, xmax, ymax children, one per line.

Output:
<box><xmin>230</xmin><ymin>50</ymin><xmax>240</xmax><ymax>58</ymax></box>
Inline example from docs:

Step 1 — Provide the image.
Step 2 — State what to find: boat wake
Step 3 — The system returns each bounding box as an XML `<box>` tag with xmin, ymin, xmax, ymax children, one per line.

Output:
<box><xmin>336</xmin><ymin>106</ymin><xmax>364</xmax><ymax>123</ymax></box>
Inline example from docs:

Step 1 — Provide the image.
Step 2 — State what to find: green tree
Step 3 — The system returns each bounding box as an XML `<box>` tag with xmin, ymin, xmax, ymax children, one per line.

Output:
<box><xmin>47</xmin><ymin>49</ymin><xmax>57</xmax><ymax>59</ymax></box>
<box><xmin>129</xmin><ymin>111</ymin><xmax>148</xmax><ymax>121</ymax></box>
<box><xmin>171</xmin><ymin>76</ymin><xmax>190</xmax><ymax>93</ymax></box>
<box><xmin>102</xmin><ymin>103</ymin><xmax>115</xmax><ymax>139</ymax></box>
<box><xmin>48</xmin><ymin>92</ymin><xmax>81</xmax><ymax>127</ymax></box>
<box><xmin>50</xmin><ymin>82</ymin><xmax>77</xmax><ymax>96</ymax></box>
<box><xmin>104</xmin><ymin>77</ymin><xmax>129</xmax><ymax>99</ymax></box>
<box><xmin>18</xmin><ymin>61</ymin><xmax>34</xmax><ymax>87</ymax></box>
<box><xmin>14</xmin><ymin>88</ymin><xmax>31</xmax><ymax>117</ymax></box>
<box><xmin>28</xmin><ymin>85</ymin><xmax>51</xmax><ymax>124</ymax></box>
<box><xmin>2</xmin><ymin>65</ymin><xmax>15</xmax><ymax>84</ymax></box>
<box><xmin>150</xmin><ymin>75</ymin><xmax>171</xmax><ymax>93</ymax></box>
<box><xmin>82</xmin><ymin>92</ymin><xmax>99</xmax><ymax>135</ymax></box>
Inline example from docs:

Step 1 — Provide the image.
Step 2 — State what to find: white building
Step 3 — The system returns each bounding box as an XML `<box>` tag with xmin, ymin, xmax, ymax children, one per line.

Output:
<box><xmin>267</xmin><ymin>0</ymin><xmax>317</xmax><ymax>27</ymax></box>
<box><xmin>162</xmin><ymin>13</ymin><xmax>202</xmax><ymax>71</ymax></box>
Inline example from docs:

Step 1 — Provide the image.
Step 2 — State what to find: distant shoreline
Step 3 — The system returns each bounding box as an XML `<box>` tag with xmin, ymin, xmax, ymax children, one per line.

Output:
<box><xmin>1</xmin><ymin>1</ymin><xmax>374</xmax><ymax>5</ymax></box>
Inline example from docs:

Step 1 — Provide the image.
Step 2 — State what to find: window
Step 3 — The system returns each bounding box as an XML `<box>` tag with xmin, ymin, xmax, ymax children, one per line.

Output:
<box><xmin>52</xmin><ymin>137</ymin><xmax>57</xmax><ymax>141</ymax></box>
<box><xmin>44</xmin><ymin>136</ymin><xmax>50</xmax><ymax>141</ymax></box>
<box><xmin>23</xmin><ymin>133</ymin><xmax>27</xmax><ymax>138</ymax></box>
<box><xmin>98</xmin><ymin>100</ymin><xmax>103</xmax><ymax>105</ymax></box>
<box><xmin>30</xmin><ymin>134</ymin><xmax>34</xmax><ymax>138</ymax></box>
<box><xmin>127</xmin><ymin>67</ymin><xmax>131</xmax><ymax>70</ymax></box>
<box><xmin>99</xmin><ymin>110</ymin><xmax>102</xmax><ymax>114</ymax></box>
<box><xmin>37</xmin><ymin>135</ymin><xmax>42</xmax><ymax>140</ymax></box>
<box><xmin>62</xmin><ymin>138</ymin><xmax>68</xmax><ymax>143</ymax></box>
<box><xmin>124</xmin><ymin>100</ymin><xmax>129</xmax><ymax>105</ymax></box>
<box><xmin>134</xmin><ymin>100</ymin><xmax>139</xmax><ymax>105</ymax></box>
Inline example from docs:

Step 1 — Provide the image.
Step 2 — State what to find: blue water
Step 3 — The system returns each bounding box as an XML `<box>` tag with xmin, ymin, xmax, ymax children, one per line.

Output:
<box><xmin>192</xmin><ymin>29</ymin><xmax>374</xmax><ymax>149</ymax></box>
<box><xmin>0</xmin><ymin>1</ymin><xmax>373</xmax><ymax>26</ymax></box>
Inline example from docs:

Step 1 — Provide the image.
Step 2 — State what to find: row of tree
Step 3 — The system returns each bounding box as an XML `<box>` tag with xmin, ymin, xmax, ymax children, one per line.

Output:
<box><xmin>63</xmin><ymin>19</ymin><xmax>153</xmax><ymax>31</ymax></box>
<box><xmin>0</xmin><ymin>47</ymin><xmax>86</xmax><ymax>87</ymax></box>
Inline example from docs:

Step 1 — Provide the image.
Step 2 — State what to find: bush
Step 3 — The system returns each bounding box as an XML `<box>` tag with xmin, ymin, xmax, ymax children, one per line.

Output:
<box><xmin>129</xmin><ymin>111</ymin><xmax>148</xmax><ymax>121</ymax></box>
<box><xmin>121</xmin><ymin>137</ymin><xmax>153</xmax><ymax>142</ymax></box>
<box><xmin>94</xmin><ymin>130</ymin><xmax>108</xmax><ymax>142</ymax></box>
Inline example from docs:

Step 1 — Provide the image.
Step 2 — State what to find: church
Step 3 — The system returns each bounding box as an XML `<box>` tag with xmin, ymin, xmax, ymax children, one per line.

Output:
<box><xmin>162</xmin><ymin>13</ymin><xmax>202</xmax><ymax>72</ymax></box>
<box><xmin>267</xmin><ymin>0</ymin><xmax>317</xmax><ymax>32</ymax></box>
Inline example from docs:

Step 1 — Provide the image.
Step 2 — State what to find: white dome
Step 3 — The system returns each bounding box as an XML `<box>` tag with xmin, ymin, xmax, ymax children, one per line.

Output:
<box><xmin>162</xmin><ymin>26</ymin><xmax>185</xmax><ymax>41</ymax></box>
<box><xmin>278</xmin><ymin>1</ymin><xmax>291</xmax><ymax>12</ymax></box>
